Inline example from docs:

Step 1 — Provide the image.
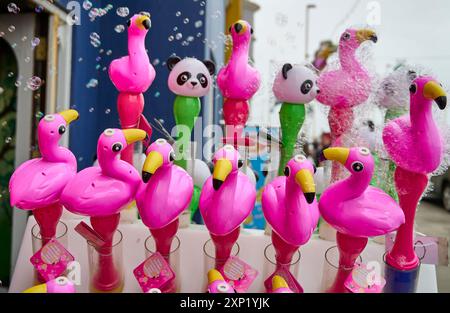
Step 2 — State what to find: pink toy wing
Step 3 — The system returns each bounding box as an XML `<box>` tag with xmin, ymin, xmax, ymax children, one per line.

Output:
<box><xmin>136</xmin><ymin>167</ymin><xmax>193</xmax><ymax>229</ymax></box>
<box><xmin>9</xmin><ymin>159</ymin><xmax>76</xmax><ymax>210</ymax></box>
<box><xmin>60</xmin><ymin>167</ymin><xmax>135</xmax><ymax>217</ymax></box>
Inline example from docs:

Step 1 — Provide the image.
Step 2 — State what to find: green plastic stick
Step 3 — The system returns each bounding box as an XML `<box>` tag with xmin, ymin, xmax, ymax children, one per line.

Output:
<box><xmin>278</xmin><ymin>102</ymin><xmax>306</xmax><ymax>176</ymax></box>
<box><xmin>173</xmin><ymin>95</ymin><xmax>201</xmax><ymax>169</ymax></box>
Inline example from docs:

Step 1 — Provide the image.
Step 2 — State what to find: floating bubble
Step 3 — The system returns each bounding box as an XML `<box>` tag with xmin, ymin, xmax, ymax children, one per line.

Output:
<box><xmin>152</xmin><ymin>58</ymin><xmax>160</xmax><ymax>66</ymax></box>
<box><xmin>90</xmin><ymin>32</ymin><xmax>101</xmax><ymax>47</ymax></box>
<box><xmin>78</xmin><ymin>57</ymin><xmax>83</xmax><ymax>62</ymax></box>
<box><xmin>35</xmin><ymin>111</ymin><xmax>44</xmax><ymax>119</ymax></box>
<box><xmin>27</xmin><ymin>76</ymin><xmax>42</xmax><ymax>91</ymax></box>
<box><xmin>95</xmin><ymin>64</ymin><xmax>101</xmax><ymax>70</ymax></box>
<box><xmin>116</xmin><ymin>7</ymin><xmax>129</xmax><ymax>17</ymax></box>
<box><xmin>21</xmin><ymin>36</ymin><xmax>27</xmax><ymax>41</ymax></box>
<box><xmin>35</xmin><ymin>5</ymin><xmax>43</xmax><ymax>13</ymax></box>
<box><xmin>199</xmin><ymin>10</ymin><xmax>205</xmax><ymax>16</ymax></box>
<box><xmin>89</xmin><ymin>8</ymin><xmax>99</xmax><ymax>20</ymax></box>
<box><xmin>168</xmin><ymin>35</ymin><xmax>174</xmax><ymax>42</ymax></box>
<box><xmin>25</xmin><ymin>56</ymin><xmax>31</xmax><ymax>63</ymax></box>
<box><xmin>0</xmin><ymin>87</ymin><xmax>4</xmax><ymax>94</ymax></box>
<box><xmin>82</xmin><ymin>0</ymin><xmax>92</xmax><ymax>10</ymax></box>
<box><xmin>106</xmin><ymin>50</ymin><xmax>112</xmax><ymax>56</ymax></box>
<box><xmin>105</xmin><ymin>108</ymin><xmax>111</xmax><ymax>114</ymax></box>
<box><xmin>114</xmin><ymin>24</ymin><xmax>125</xmax><ymax>33</ymax></box>
<box><xmin>181</xmin><ymin>41</ymin><xmax>189</xmax><ymax>46</ymax></box>
<box><xmin>196</xmin><ymin>32</ymin><xmax>202</xmax><ymax>38</ymax></box>
<box><xmin>8</xmin><ymin>25</ymin><xmax>15</xmax><ymax>32</ymax></box>
<box><xmin>7</xmin><ymin>3</ymin><xmax>20</xmax><ymax>14</ymax></box>
<box><xmin>99</xmin><ymin>48</ymin><xmax>104</xmax><ymax>54</ymax></box>
<box><xmin>194</xmin><ymin>20</ymin><xmax>203</xmax><ymax>28</ymax></box>
<box><xmin>200</xmin><ymin>1</ymin><xmax>206</xmax><ymax>7</ymax></box>
<box><xmin>186</xmin><ymin>36</ymin><xmax>194</xmax><ymax>42</ymax></box>
<box><xmin>175</xmin><ymin>11</ymin><xmax>181</xmax><ymax>17</ymax></box>
<box><xmin>11</xmin><ymin>43</ymin><xmax>17</xmax><ymax>49</ymax></box>
<box><xmin>8</xmin><ymin>72</ymin><xmax>14</xmax><ymax>78</ymax></box>
<box><xmin>154</xmin><ymin>91</ymin><xmax>160</xmax><ymax>98</ymax></box>
<box><xmin>86</xmin><ymin>79</ymin><xmax>98</xmax><ymax>88</ymax></box>
<box><xmin>96</xmin><ymin>56</ymin><xmax>101</xmax><ymax>62</ymax></box>
<box><xmin>175</xmin><ymin>33</ymin><xmax>183</xmax><ymax>40</ymax></box>
<box><xmin>173</xmin><ymin>26</ymin><xmax>178</xmax><ymax>32</ymax></box>
<box><xmin>31</xmin><ymin>37</ymin><xmax>40</xmax><ymax>48</ymax></box>
<box><xmin>89</xmin><ymin>107</ymin><xmax>95</xmax><ymax>112</ymax></box>
<box><xmin>183</xmin><ymin>18</ymin><xmax>190</xmax><ymax>24</ymax></box>
<box><xmin>0</xmin><ymin>32</ymin><xmax>5</xmax><ymax>37</ymax></box>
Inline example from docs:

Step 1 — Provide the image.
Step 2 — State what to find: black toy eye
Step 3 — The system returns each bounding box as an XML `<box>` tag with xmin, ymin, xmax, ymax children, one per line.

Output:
<box><xmin>58</xmin><ymin>125</ymin><xmax>66</xmax><ymax>135</ymax></box>
<box><xmin>238</xmin><ymin>160</ymin><xmax>244</xmax><ymax>168</ymax></box>
<box><xmin>250</xmin><ymin>28</ymin><xmax>254</xmax><ymax>35</ymax></box>
<box><xmin>409</xmin><ymin>83</ymin><xmax>417</xmax><ymax>94</ymax></box>
<box><xmin>342</xmin><ymin>32</ymin><xmax>351</xmax><ymax>40</ymax></box>
<box><xmin>352</xmin><ymin>162</ymin><xmax>364</xmax><ymax>172</ymax></box>
<box><xmin>112</xmin><ymin>143</ymin><xmax>123</xmax><ymax>152</ymax></box>
<box><xmin>301</xmin><ymin>80</ymin><xmax>313</xmax><ymax>94</ymax></box>
<box><xmin>181</xmin><ymin>74</ymin><xmax>188</xmax><ymax>82</ymax></box>
<box><xmin>126</xmin><ymin>19</ymin><xmax>131</xmax><ymax>27</ymax></box>
<box><xmin>170</xmin><ymin>151</ymin><xmax>175</xmax><ymax>162</ymax></box>
<box><xmin>284</xmin><ymin>166</ymin><xmax>290</xmax><ymax>177</ymax></box>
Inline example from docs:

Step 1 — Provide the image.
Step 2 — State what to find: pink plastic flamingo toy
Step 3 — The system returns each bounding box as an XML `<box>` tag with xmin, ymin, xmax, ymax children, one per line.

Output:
<box><xmin>271</xmin><ymin>275</ymin><xmax>294</xmax><ymax>294</ymax></box>
<box><xmin>200</xmin><ymin>145</ymin><xmax>256</xmax><ymax>267</ymax></box>
<box><xmin>207</xmin><ymin>269</ymin><xmax>235</xmax><ymax>294</ymax></box>
<box><xmin>109</xmin><ymin>12</ymin><xmax>155</xmax><ymax>165</ymax></box>
<box><xmin>23</xmin><ymin>276</ymin><xmax>75</xmax><ymax>293</ymax></box>
<box><xmin>9</xmin><ymin>110</ymin><xmax>79</xmax><ymax>246</ymax></box>
<box><xmin>317</xmin><ymin>28</ymin><xmax>377</xmax><ymax>181</ymax></box>
<box><xmin>217</xmin><ymin>20</ymin><xmax>261</xmax><ymax>147</ymax></box>
<box><xmin>60</xmin><ymin>128</ymin><xmax>147</xmax><ymax>292</ymax></box>
<box><xmin>262</xmin><ymin>155</ymin><xmax>319</xmax><ymax>292</ymax></box>
<box><xmin>136</xmin><ymin>139</ymin><xmax>193</xmax><ymax>258</ymax></box>
<box><xmin>319</xmin><ymin>147</ymin><xmax>405</xmax><ymax>292</ymax></box>
<box><xmin>383</xmin><ymin>76</ymin><xmax>446</xmax><ymax>271</ymax></box>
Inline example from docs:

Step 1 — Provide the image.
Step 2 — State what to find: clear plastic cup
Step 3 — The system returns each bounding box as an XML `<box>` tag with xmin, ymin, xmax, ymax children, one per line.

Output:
<box><xmin>321</xmin><ymin>245</ymin><xmax>362</xmax><ymax>293</ymax></box>
<box><xmin>144</xmin><ymin>235</ymin><xmax>181</xmax><ymax>293</ymax></box>
<box><xmin>263</xmin><ymin>243</ymin><xmax>301</xmax><ymax>292</ymax></box>
<box><xmin>31</xmin><ymin>221</ymin><xmax>68</xmax><ymax>283</ymax></box>
<box><xmin>87</xmin><ymin>230</ymin><xmax>124</xmax><ymax>293</ymax></box>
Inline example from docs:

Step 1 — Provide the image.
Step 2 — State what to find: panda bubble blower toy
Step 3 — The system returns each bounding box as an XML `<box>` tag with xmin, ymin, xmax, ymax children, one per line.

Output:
<box><xmin>273</xmin><ymin>63</ymin><xmax>320</xmax><ymax>176</ymax></box>
<box><xmin>109</xmin><ymin>12</ymin><xmax>155</xmax><ymax>165</ymax></box>
<box><xmin>217</xmin><ymin>20</ymin><xmax>261</xmax><ymax>147</ymax></box>
<box><xmin>166</xmin><ymin>56</ymin><xmax>216</xmax><ymax>170</ymax></box>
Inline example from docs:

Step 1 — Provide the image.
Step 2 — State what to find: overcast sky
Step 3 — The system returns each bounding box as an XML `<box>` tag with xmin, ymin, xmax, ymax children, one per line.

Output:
<box><xmin>249</xmin><ymin>0</ymin><xmax>450</xmax><ymax>136</ymax></box>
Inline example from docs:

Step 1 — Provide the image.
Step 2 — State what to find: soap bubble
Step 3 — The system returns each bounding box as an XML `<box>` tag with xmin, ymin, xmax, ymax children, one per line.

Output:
<box><xmin>35</xmin><ymin>5</ymin><xmax>43</xmax><ymax>13</ymax></box>
<box><xmin>21</xmin><ymin>36</ymin><xmax>27</xmax><ymax>41</ymax></box>
<box><xmin>82</xmin><ymin>0</ymin><xmax>92</xmax><ymax>10</ymax></box>
<box><xmin>0</xmin><ymin>87</ymin><xmax>4</xmax><ymax>94</ymax></box>
<box><xmin>194</xmin><ymin>20</ymin><xmax>203</xmax><ymax>28</ymax></box>
<box><xmin>89</xmin><ymin>8</ymin><xmax>99</xmax><ymax>20</ymax></box>
<box><xmin>106</xmin><ymin>50</ymin><xmax>112</xmax><ymax>56</ymax></box>
<box><xmin>8</xmin><ymin>72</ymin><xmax>14</xmax><ymax>78</ymax></box>
<box><xmin>25</xmin><ymin>57</ymin><xmax>31</xmax><ymax>63</ymax></box>
<box><xmin>152</xmin><ymin>59</ymin><xmax>160</xmax><ymax>66</ymax></box>
<box><xmin>35</xmin><ymin>111</ymin><xmax>44</xmax><ymax>119</ymax></box>
<box><xmin>15</xmin><ymin>81</ymin><xmax>21</xmax><ymax>87</ymax></box>
<box><xmin>175</xmin><ymin>33</ymin><xmax>183</xmax><ymax>40</ymax></box>
<box><xmin>89</xmin><ymin>107</ymin><xmax>95</xmax><ymax>113</ymax></box>
<box><xmin>8</xmin><ymin>25</ymin><xmax>15</xmax><ymax>32</ymax></box>
<box><xmin>0</xmin><ymin>32</ymin><xmax>5</xmax><ymax>37</ymax></box>
<box><xmin>105</xmin><ymin>108</ymin><xmax>111</xmax><ymax>114</ymax></box>
<box><xmin>116</xmin><ymin>7</ymin><xmax>129</xmax><ymax>17</ymax></box>
<box><xmin>27</xmin><ymin>76</ymin><xmax>42</xmax><ymax>91</ymax></box>
<box><xmin>90</xmin><ymin>32</ymin><xmax>101</xmax><ymax>47</ymax></box>
<box><xmin>168</xmin><ymin>35</ymin><xmax>174</xmax><ymax>42</ymax></box>
<box><xmin>175</xmin><ymin>11</ymin><xmax>181</xmax><ymax>17</ymax></box>
<box><xmin>86</xmin><ymin>79</ymin><xmax>98</xmax><ymax>88</ymax></box>
<box><xmin>31</xmin><ymin>37</ymin><xmax>40</xmax><ymax>48</ymax></box>
<box><xmin>154</xmin><ymin>91</ymin><xmax>160</xmax><ymax>98</ymax></box>
<box><xmin>183</xmin><ymin>18</ymin><xmax>190</xmax><ymax>24</ymax></box>
<box><xmin>186</xmin><ymin>36</ymin><xmax>194</xmax><ymax>42</ymax></box>
<box><xmin>199</xmin><ymin>10</ymin><xmax>205</xmax><ymax>16</ymax></box>
<box><xmin>200</xmin><ymin>1</ymin><xmax>206</xmax><ymax>7</ymax></box>
<box><xmin>95</xmin><ymin>56</ymin><xmax>101</xmax><ymax>62</ymax></box>
<box><xmin>7</xmin><ymin>3</ymin><xmax>20</xmax><ymax>14</ymax></box>
<box><xmin>114</xmin><ymin>24</ymin><xmax>125</xmax><ymax>33</ymax></box>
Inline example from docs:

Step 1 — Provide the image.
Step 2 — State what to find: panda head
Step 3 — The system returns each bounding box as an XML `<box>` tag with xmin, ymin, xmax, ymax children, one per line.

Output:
<box><xmin>273</xmin><ymin>63</ymin><xmax>320</xmax><ymax>104</ymax></box>
<box><xmin>167</xmin><ymin>56</ymin><xmax>216</xmax><ymax>97</ymax></box>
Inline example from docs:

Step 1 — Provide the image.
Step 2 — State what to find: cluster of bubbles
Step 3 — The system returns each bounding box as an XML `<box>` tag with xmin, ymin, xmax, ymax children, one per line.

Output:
<box><xmin>7</xmin><ymin>2</ymin><xmax>20</xmax><ymax>14</ymax></box>
<box><xmin>90</xmin><ymin>32</ymin><xmax>101</xmax><ymax>48</ymax></box>
<box><xmin>26</xmin><ymin>76</ymin><xmax>42</xmax><ymax>91</ymax></box>
<box><xmin>116</xmin><ymin>7</ymin><xmax>130</xmax><ymax>18</ymax></box>
<box><xmin>88</xmin><ymin>3</ymin><xmax>114</xmax><ymax>22</ymax></box>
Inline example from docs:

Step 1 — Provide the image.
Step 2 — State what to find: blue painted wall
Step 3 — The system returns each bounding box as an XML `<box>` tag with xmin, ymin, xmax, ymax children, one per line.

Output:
<box><xmin>60</xmin><ymin>0</ymin><xmax>208</xmax><ymax>169</ymax></box>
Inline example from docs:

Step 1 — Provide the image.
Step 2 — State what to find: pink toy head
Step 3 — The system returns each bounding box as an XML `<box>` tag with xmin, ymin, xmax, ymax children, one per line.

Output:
<box><xmin>141</xmin><ymin>138</ymin><xmax>175</xmax><ymax>183</ymax></box>
<box><xmin>211</xmin><ymin>145</ymin><xmax>243</xmax><ymax>190</ymax></box>
<box><xmin>126</xmin><ymin>12</ymin><xmax>151</xmax><ymax>36</ymax></box>
<box><xmin>409</xmin><ymin>76</ymin><xmax>447</xmax><ymax>111</ymax></box>
<box><xmin>167</xmin><ymin>56</ymin><xmax>215</xmax><ymax>97</ymax></box>
<box><xmin>339</xmin><ymin>28</ymin><xmax>377</xmax><ymax>52</ymax></box>
<box><xmin>283</xmin><ymin>155</ymin><xmax>316</xmax><ymax>204</ymax></box>
<box><xmin>322</xmin><ymin>146</ymin><xmax>374</xmax><ymax>178</ymax></box>
<box><xmin>38</xmin><ymin>110</ymin><xmax>79</xmax><ymax>151</ymax></box>
<box><xmin>273</xmin><ymin>63</ymin><xmax>320</xmax><ymax>104</ymax></box>
<box><xmin>98</xmin><ymin>128</ymin><xmax>148</xmax><ymax>162</ymax></box>
<box><xmin>228</xmin><ymin>20</ymin><xmax>253</xmax><ymax>47</ymax></box>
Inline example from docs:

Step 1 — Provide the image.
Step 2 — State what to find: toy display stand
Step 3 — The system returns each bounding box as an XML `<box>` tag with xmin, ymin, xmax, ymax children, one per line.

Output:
<box><xmin>9</xmin><ymin>216</ymin><xmax>438</xmax><ymax>293</ymax></box>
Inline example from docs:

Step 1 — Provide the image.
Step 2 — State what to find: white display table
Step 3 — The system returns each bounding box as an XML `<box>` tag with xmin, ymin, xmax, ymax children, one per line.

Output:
<box><xmin>9</xmin><ymin>216</ymin><xmax>438</xmax><ymax>293</ymax></box>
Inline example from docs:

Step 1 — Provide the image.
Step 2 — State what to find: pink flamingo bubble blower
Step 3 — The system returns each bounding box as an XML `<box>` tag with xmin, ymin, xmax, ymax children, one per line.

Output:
<box><xmin>23</xmin><ymin>276</ymin><xmax>75</xmax><ymax>293</ymax></box>
<box><xmin>383</xmin><ymin>76</ymin><xmax>446</xmax><ymax>273</ymax></box>
<box><xmin>317</xmin><ymin>28</ymin><xmax>377</xmax><ymax>181</ymax></box>
<box><xmin>200</xmin><ymin>145</ymin><xmax>256</xmax><ymax>267</ymax></box>
<box><xmin>9</xmin><ymin>110</ymin><xmax>79</xmax><ymax>246</ymax></box>
<box><xmin>109</xmin><ymin>12</ymin><xmax>155</xmax><ymax>165</ymax></box>
<box><xmin>136</xmin><ymin>139</ymin><xmax>193</xmax><ymax>259</ymax></box>
<box><xmin>271</xmin><ymin>275</ymin><xmax>294</xmax><ymax>294</ymax></box>
<box><xmin>217</xmin><ymin>20</ymin><xmax>261</xmax><ymax>147</ymax></box>
<box><xmin>319</xmin><ymin>147</ymin><xmax>405</xmax><ymax>292</ymax></box>
<box><xmin>61</xmin><ymin>128</ymin><xmax>147</xmax><ymax>292</ymax></box>
<box><xmin>262</xmin><ymin>155</ymin><xmax>319</xmax><ymax>292</ymax></box>
<box><xmin>207</xmin><ymin>269</ymin><xmax>235</xmax><ymax>294</ymax></box>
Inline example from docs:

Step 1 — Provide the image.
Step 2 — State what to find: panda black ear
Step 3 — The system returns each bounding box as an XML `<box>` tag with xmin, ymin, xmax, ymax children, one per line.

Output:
<box><xmin>167</xmin><ymin>56</ymin><xmax>182</xmax><ymax>71</ymax></box>
<box><xmin>282</xmin><ymin>63</ymin><xmax>293</xmax><ymax>80</ymax></box>
<box><xmin>203</xmin><ymin>60</ymin><xmax>216</xmax><ymax>75</ymax></box>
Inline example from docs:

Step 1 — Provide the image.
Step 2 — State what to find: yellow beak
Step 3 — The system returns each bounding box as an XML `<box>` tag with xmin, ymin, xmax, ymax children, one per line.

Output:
<box><xmin>135</xmin><ymin>15</ymin><xmax>151</xmax><ymax>30</ymax></box>
<box><xmin>323</xmin><ymin>147</ymin><xmax>350</xmax><ymax>165</ymax></box>
<box><xmin>23</xmin><ymin>283</ymin><xmax>47</xmax><ymax>293</ymax></box>
<box><xmin>59</xmin><ymin>109</ymin><xmax>79</xmax><ymax>125</ymax></box>
<box><xmin>423</xmin><ymin>81</ymin><xmax>447</xmax><ymax>110</ymax></box>
<box><xmin>142</xmin><ymin>151</ymin><xmax>163</xmax><ymax>183</ymax></box>
<box><xmin>212</xmin><ymin>159</ymin><xmax>232</xmax><ymax>190</ymax></box>
<box><xmin>295</xmin><ymin>169</ymin><xmax>316</xmax><ymax>204</ymax></box>
<box><xmin>208</xmin><ymin>269</ymin><xmax>225</xmax><ymax>284</ymax></box>
<box><xmin>356</xmin><ymin>29</ymin><xmax>378</xmax><ymax>43</ymax></box>
<box><xmin>123</xmin><ymin>129</ymin><xmax>147</xmax><ymax>145</ymax></box>
<box><xmin>272</xmin><ymin>275</ymin><xmax>289</xmax><ymax>291</ymax></box>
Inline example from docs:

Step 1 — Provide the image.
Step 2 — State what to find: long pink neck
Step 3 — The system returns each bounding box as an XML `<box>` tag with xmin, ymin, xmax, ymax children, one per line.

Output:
<box><xmin>339</xmin><ymin>44</ymin><xmax>364</xmax><ymax>74</ymax></box>
<box><xmin>229</xmin><ymin>40</ymin><xmax>250</xmax><ymax>74</ymax></box>
<box><xmin>285</xmin><ymin>180</ymin><xmax>313</xmax><ymax>239</ymax></box>
<box><xmin>128</xmin><ymin>34</ymin><xmax>148</xmax><ymax>68</ymax></box>
<box><xmin>39</xmin><ymin>135</ymin><xmax>74</xmax><ymax>164</ymax></box>
<box><xmin>410</xmin><ymin>98</ymin><xmax>438</xmax><ymax>134</ymax></box>
<box><xmin>328</xmin><ymin>171</ymin><xmax>371</xmax><ymax>202</ymax></box>
<box><xmin>98</xmin><ymin>153</ymin><xmax>133</xmax><ymax>183</ymax></box>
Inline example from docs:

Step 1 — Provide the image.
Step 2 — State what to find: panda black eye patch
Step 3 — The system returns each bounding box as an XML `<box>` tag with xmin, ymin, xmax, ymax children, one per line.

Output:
<box><xmin>197</xmin><ymin>73</ymin><xmax>208</xmax><ymax>88</ymax></box>
<box><xmin>177</xmin><ymin>72</ymin><xmax>192</xmax><ymax>86</ymax></box>
<box><xmin>301</xmin><ymin>80</ymin><xmax>314</xmax><ymax>94</ymax></box>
